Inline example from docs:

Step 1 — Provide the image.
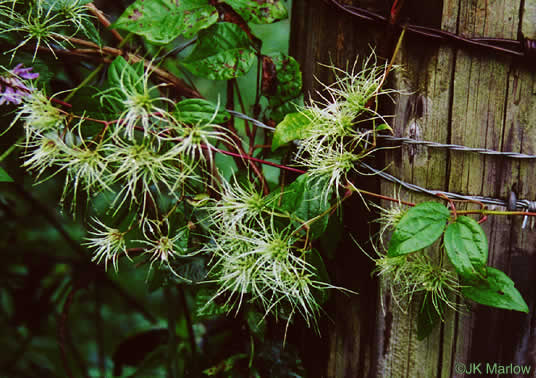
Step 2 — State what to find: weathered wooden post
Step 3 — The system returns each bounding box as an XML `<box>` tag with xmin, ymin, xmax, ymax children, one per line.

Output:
<box><xmin>291</xmin><ymin>0</ymin><xmax>536</xmax><ymax>376</ymax></box>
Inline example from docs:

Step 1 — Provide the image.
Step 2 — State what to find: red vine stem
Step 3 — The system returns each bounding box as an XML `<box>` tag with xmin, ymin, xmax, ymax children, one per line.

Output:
<box><xmin>389</xmin><ymin>0</ymin><xmax>406</xmax><ymax>24</ymax></box>
<box><xmin>85</xmin><ymin>3</ymin><xmax>124</xmax><ymax>43</ymax></box>
<box><xmin>225</xmin><ymin>79</ymin><xmax>269</xmax><ymax>194</ymax></box>
<box><xmin>50</xmin><ymin>98</ymin><xmax>73</xmax><ymax>108</ymax></box>
<box><xmin>355</xmin><ymin>188</ymin><xmax>415</xmax><ymax>206</ymax></box>
<box><xmin>48</xmin><ymin>105</ymin><xmax>536</xmax><ymax>220</ymax></box>
<box><xmin>201</xmin><ymin>144</ymin><xmax>306</xmax><ymax>174</ymax></box>
<box><xmin>437</xmin><ymin>193</ymin><xmax>457</xmax><ymax>220</ymax></box>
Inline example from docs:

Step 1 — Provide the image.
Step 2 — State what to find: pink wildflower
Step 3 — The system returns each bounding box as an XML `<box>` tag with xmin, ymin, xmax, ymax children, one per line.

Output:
<box><xmin>0</xmin><ymin>64</ymin><xmax>39</xmax><ymax>105</ymax></box>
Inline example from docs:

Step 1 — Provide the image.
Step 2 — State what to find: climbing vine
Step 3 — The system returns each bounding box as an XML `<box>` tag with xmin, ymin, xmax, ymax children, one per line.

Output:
<box><xmin>0</xmin><ymin>0</ymin><xmax>530</xmax><ymax>376</ymax></box>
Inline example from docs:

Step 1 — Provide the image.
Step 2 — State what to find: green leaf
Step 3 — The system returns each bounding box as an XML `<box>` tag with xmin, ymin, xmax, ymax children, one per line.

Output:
<box><xmin>246</xmin><ymin>309</ymin><xmax>266</xmax><ymax>341</ymax></box>
<box><xmin>417</xmin><ymin>295</ymin><xmax>442</xmax><ymax>340</ymax></box>
<box><xmin>174</xmin><ymin>98</ymin><xmax>230</xmax><ymax>124</ymax></box>
<box><xmin>444</xmin><ymin>216</ymin><xmax>488</xmax><ymax>281</ymax></box>
<box><xmin>78</xmin><ymin>17</ymin><xmax>102</xmax><ymax>46</ymax></box>
<box><xmin>279</xmin><ymin>174</ymin><xmax>332</xmax><ymax>239</ymax></box>
<box><xmin>113</xmin><ymin>0</ymin><xmax>218</xmax><ymax>44</ymax></box>
<box><xmin>70</xmin><ymin>86</ymin><xmax>116</xmax><ymax>121</ymax></box>
<box><xmin>195</xmin><ymin>288</ymin><xmax>231</xmax><ymax>319</ymax></box>
<box><xmin>181</xmin><ymin>22</ymin><xmax>256</xmax><ymax>80</ymax></box>
<box><xmin>387</xmin><ymin>202</ymin><xmax>450</xmax><ymax>257</ymax></box>
<box><xmin>107</xmin><ymin>56</ymin><xmax>144</xmax><ymax>91</ymax></box>
<box><xmin>306</xmin><ymin>249</ymin><xmax>331</xmax><ymax>304</ymax></box>
<box><xmin>376</xmin><ymin>123</ymin><xmax>393</xmax><ymax>132</ymax></box>
<box><xmin>180</xmin><ymin>0</ymin><xmax>219</xmax><ymax>39</ymax></box>
<box><xmin>268</xmin><ymin>95</ymin><xmax>303</xmax><ymax>123</ymax></box>
<box><xmin>222</xmin><ymin>0</ymin><xmax>288</xmax><ymax>24</ymax></box>
<box><xmin>262</xmin><ymin>53</ymin><xmax>302</xmax><ymax>99</ymax></box>
<box><xmin>462</xmin><ymin>267</ymin><xmax>529</xmax><ymax>313</ymax></box>
<box><xmin>263</xmin><ymin>53</ymin><xmax>303</xmax><ymax>123</ymax></box>
<box><xmin>103</xmin><ymin>56</ymin><xmax>144</xmax><ymax>112</ymax></box>
<box><xmin>0</xmin><ymin>167</ymin><xmax>13</xmax><ymax>182</ymax></box>
<box><xmin>271</xmin><ymin>111</ymin><xmax>314</xmax><ymax>151</ymax></box>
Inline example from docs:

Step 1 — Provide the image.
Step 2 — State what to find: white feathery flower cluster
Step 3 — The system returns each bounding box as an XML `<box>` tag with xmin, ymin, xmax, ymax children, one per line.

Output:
<box><xmin>203</xmin><ymin>177</ymin><xmax>279</xmax><ymax>228</ymax></box>
<box><xmin>0</xmin><ymin>0</ymin><xmax>93</xmax><ymax>60</ymax></box>
<box><xmin>102</xmin><ymin>140</ymin><xmax>199</xmax><ymax>214</ymax></box>
<box><xmin>374</xmin><ymin>250</ymin><xmax>461</xmax><ymax>319</ymax></box>
<box><xmin>10</xmin><ymin>58</ymin><xmax>229</xmax><ymax>280</ymax></box>
<box><xmin>292</xmin><ymin>54</ymin><xmax>398</xmax><ymax>199</ymax></box>
<box><xmin>199</xmin><ymin>180</ymin><xmax>345</xmax><ymax>328</ymax></box>
<box><xmin>99</xmin><ymin>61</ymin><xmax>174</xmax><ymax>141</ymax></box>
<box><xmin>137</xmin><ymin>218</ymin><xmax>197</xmax><ymax>279</ymax></box>
<box><xmin>84</xmin><ymin>217</ymin><xmax>129</xmax><ymax>272</ymax></box>
<box><xmin>13</xmin><ymin>89</ymin><xmax>66</xmax><ymax>141</ymax></box>
<box><xmin>15</xmin><ymin>73</ymin><xmax>206</xmax><ymax>215</ymax></box>
<box><xmin>205</xmin><ymin>220</ymin><xmax>329</xmax><ymax>327</ymax></box>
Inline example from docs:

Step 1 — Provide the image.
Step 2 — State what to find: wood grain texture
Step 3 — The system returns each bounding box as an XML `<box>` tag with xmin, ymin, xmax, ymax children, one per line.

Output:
<box><xmin>376</xmin><ymin>0</ymin><xmax>456</xmax><ymax>375</ymax></box>
<box><xmin>522</xmin><ymin>0</ymin><xmax>536</xmax><ymax>38</ymax></box>
<box><xmin>290</xmin><ymin>0</ymin><xmax>536</xmax><ymax>376</ymax></box>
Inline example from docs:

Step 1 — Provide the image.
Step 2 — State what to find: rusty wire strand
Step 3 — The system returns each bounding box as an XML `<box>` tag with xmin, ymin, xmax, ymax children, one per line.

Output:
<box><xmin>328</xmin><ymin>0</ymin><xmax>536</xmax><ymax>64</ymax></box>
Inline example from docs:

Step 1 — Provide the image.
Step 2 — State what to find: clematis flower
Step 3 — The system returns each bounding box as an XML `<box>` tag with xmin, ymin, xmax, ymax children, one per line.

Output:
<box><xmin>0</xmin><ymin>64</ymin><xmax>39</xmax><ymax>105</ymax></box>
<box><xmin>84</xmin><ymin>217</ymin><xmax>130</xmax><ymax>272</ymax></box>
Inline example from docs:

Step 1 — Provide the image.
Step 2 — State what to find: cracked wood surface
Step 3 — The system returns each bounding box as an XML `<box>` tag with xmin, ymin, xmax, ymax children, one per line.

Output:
<box><xmin>290</xmin><ymin>0</ymin><xmax>536</xmax><ymax>376</ymax></box>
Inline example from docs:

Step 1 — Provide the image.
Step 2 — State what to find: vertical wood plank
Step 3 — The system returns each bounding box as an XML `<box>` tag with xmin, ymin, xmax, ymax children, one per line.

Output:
<box><xmin>522</xmin><ymin>0</ymin><xmax>536</xmax><ymax>38</ymax></box>
<box><xmin>447</xmin><ymin>0</ymin><xmax>528</xmax><ymax>370</ymax></box>
<box><xmin>377</xmin><ymin>0</ymin><xmax>459</xmax><ymax>375</ymax></box>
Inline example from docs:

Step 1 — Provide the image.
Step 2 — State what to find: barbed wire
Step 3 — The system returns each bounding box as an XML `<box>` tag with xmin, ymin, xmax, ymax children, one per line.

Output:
<box><xmin>227</xmin><ymin>109</ymin><xmax>536</xmax><ymax>215</ymax></box>
<box><xmin>359</xmin><ymin>162</ymin><xmax>536</xmax><ymax>212</ymax></box>
<box><xmin>377</xmin><ymin>135</ymin><xmax>536</xmax><ymax>159</ymax></box>
<box><xmin>228</xmin><ymin>109</ymin><xmax>536</xmax><ymax>160</ymax></box>
<box><xmin>327</xmin><ymin>0</ymin><xmax>536</xmax><ymax>65</ymax></box>
<box><xmin>226</xmin><ymin>110</ymin><xmax>276</xmax><ymax>131</ymax></box>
